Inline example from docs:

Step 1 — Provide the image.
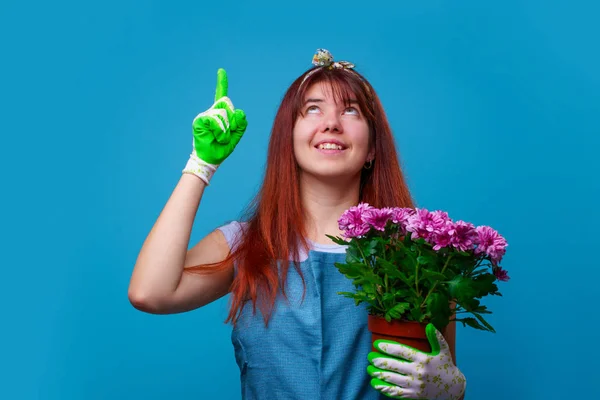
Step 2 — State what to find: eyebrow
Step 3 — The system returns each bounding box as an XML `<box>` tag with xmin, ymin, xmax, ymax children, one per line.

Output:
<box><xmin>304</xmin><ymin>98</ymin><xmax>324</xmax><ymax>104</ymax></box>
<box><xmin>303</xmin><ymin>98</ymin><xmax>359</xmax><ymax>105</ymax></box>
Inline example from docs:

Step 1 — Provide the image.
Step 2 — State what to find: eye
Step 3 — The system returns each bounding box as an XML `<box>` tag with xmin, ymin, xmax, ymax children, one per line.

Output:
<box><xmin>344</xmin><ymin>106</ymin><xmax>360</xmax><ymax>115</ymax></box>
<box><xmin>306</xmin><ymin>105</ymin><xmax>320</xmax><ymax>114</ymax></box>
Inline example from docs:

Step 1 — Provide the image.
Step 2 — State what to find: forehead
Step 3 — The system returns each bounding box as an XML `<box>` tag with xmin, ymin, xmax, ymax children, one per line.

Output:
<box><xmin>303</xmin><ymin>81</ymin><xmax>357</xmax><ymax>103</ymax></box>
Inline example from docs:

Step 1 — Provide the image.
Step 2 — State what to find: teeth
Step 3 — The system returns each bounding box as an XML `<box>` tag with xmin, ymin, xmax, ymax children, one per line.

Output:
<box><xmin>318</xmin><ymin>143</ymin><xmax>343</xmax><ymax>150</ymax></box>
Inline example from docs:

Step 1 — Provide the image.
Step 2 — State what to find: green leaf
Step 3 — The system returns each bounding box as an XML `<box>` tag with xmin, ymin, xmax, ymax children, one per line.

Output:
<box><xmin>337</xmin><ymin>290</ymin><xmax>377</xmax><ymax>307</ymax></box>
<box><xmin>410</xmin><ymin>306</ymin><xmax>424</xmax><ymax>322</ymax></box>
<box><xmin>451</xmin><ymin>254</ymin><xmax>478</xmax><ymax>272</ymax></box>
<box><xmin>472</xmin><ymin>312</ymin><xmax>496</xmax><ymax>333</ymax></box>
<box><xmin>472</xmin><ymin>305</ymin><xmax>492</xmax><ymax>314</ymax></box>
<box><xmin>421</xmin><ymin>269</ymin><xmax>448</xmax><ymax>282</ymax></box>
<box><xmin>338</xmin><ymin>291</ymin><xmax>362</xmax><ymax>306</ymax></box>
<box><xmin>448</xmin><ymin>275</ymin><xmax>478</xmax><ymax>300</ymax></box>
<box><xmin>390</xmin><ymin>244</ymin><xmax>417</xmax><ymax>270</ymax></box>
<box><xmin>417</xmin><ymin>255</ymin><xmax>435</xmax><ymax>265</ymax></box>
<box><xmin>363</xmin><ymin>238</ymin><xmax>379</xmax><ymax>256</ymax></box>
<box><xmin>472</xmin><ymin>273</ymin><xmax>500</xmax><ymax>297</ymax></box>
<box><xmin>394</xmin><ymin>289</ymin><xmax>412</xmax><ymax>298</ymax></box>
<box><xmin>457</xmin><ymin>317</ymin><xmax>488</xmax><ymax>331</ymax></box>
<box><xmin>385</xmin><ymin>302</ymin><xmax>410</xmax><ymax>321</ymax></box>
<box><xmin>333</xmin><ymin>262</ymin><xmax>366</xmax><ymax>279</ymax></box>
<box><xmin>345</xmin><ymin>246</ymin><xmax>363</xmax><ymax>264</ymax></box>
<box><xmin>359</xmin><ymin>269</ymin><xmax>384</xmax><ymax>287</ymax></box>
<box><xmin>360</xmin><ymin>282</ymin><xmax>375</xmax><ymax>295</ymax></box>
<box><xmin>459</xmin><ymin>297</ymin><xmax>481</xmax><ymax>312</ymax></box>
<box><xmin>425</xmin><ymin>292</ymin><xmax>449</xmax><ymax>316</ymax></box>
<box><xmin>376</xmin><ymin>258</ymin><xmax>412</xmax><ymax>285</ymax></box>
<box><xmin>325</xmin><ymin>234</ymin><xmax>349</xmax><ymax>246</ymax></box>
<box><xmin>382</xmin><ymin>292</ymin><xmax>396</xmax><ymax>304</ymax></box>
<box><xmin>442</xmin><ymin>266</ymin><xmax>458</xmax><ymax>280</ymax></box>
<box><xmin>425</xmin><ymin>292</ymin><xmax>452</xmax><ymax>330</ymax></box>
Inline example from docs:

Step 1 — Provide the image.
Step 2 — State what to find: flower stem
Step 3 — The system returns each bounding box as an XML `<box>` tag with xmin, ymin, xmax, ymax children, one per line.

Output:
<box><xmin>421</xmin><ymin>255</ymin><xmax>453</xmax><ymax>308</ymax></box>
<box><xmin>357</xmin><ymin>242</ymin><xmax>385</xmax><ymax>313</ymax></box>
<box><xmin>469</xmin><ymin>257</ymin><xmax>485</xmax><ymax>275</ymax></box>
<box><xmin>415</xmin><ymin>249</ymin><xmax>421</xmax><ymax>296</ymax></box>
<box><xmin>384</xmin><ymin>274</ymin><xmax>389</xmax><ymax>295</ymax></box>
<box><xmin>357</xmin><ymin>242</ymin><xmax>370</xmax><ymax>269</ymax></box>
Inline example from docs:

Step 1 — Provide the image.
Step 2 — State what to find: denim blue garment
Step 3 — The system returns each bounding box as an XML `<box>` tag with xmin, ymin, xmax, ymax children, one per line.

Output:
<box><xmin>229</xmin><ymin>249</ymin><xmax>383</xmax><ymax>400</ymax></box>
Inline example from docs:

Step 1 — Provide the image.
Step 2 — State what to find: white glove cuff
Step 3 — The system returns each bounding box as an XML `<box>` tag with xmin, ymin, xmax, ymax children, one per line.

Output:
<box><xmin>182</xmin><ymin>153</ymin><xmax>218</xmax><ymax>185</ymax></box>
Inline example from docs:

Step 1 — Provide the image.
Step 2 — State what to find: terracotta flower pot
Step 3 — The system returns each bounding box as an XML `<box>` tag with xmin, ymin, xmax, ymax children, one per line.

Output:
<box><xmin>367</xmin><ymin>315</ymin><xmax>431</xmax><ymax>353</ymax></box>
<box><xmin>367</xmin><ymin>314</ymin><xmax>457</xmax><ymax>364</ymax></box>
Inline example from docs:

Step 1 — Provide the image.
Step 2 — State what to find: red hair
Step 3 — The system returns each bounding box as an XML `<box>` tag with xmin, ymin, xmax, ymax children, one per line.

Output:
<box><xmin>186</xmin><ymin>67</ymin><xmax>415</xmax><ymax>327</ymax></box>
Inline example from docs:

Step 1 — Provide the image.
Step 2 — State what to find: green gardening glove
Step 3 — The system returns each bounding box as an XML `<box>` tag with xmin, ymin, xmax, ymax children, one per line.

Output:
<box><xmin>367</xmin><ymin>324</ymin><xmax>466</xmax><ymax>399</ymax></box>
<box><xmin>182</xmin><ymin>68</ymin><xmax>248</xmax><ymax>185</ymax></box>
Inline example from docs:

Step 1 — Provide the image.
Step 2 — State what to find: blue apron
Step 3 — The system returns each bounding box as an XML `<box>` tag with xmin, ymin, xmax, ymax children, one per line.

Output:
<box><xmin>231</xmin><ymin>249</ymin><xmax>384</xmax><ymax>400</ymax></box>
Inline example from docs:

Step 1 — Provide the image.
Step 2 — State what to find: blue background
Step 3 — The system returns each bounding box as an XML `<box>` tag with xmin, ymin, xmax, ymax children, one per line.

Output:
<box><xmin>2</xmin><ymin>1</ymin><xmax>598</xmax><ymax>399</ymax></box>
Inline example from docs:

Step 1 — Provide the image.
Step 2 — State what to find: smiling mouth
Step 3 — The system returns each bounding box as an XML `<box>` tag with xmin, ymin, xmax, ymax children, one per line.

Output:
<box><xmin>315</xmin><ymin>143</ymin><xmax>347</xmax><ymax>150</ymax></box>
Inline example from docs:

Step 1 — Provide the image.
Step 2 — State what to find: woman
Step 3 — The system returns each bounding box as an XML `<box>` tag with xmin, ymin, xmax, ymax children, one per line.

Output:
<box><xmin>128</xmin><ymin>49</ymin><xmax>467</xmax><ymax>400</ymax></box>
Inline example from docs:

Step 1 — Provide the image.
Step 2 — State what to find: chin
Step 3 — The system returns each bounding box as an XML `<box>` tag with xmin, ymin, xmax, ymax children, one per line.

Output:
<box><xmin>302</xmin><ymin>165</ymin><xmax>362</xmax><ymax>181</ymax></box>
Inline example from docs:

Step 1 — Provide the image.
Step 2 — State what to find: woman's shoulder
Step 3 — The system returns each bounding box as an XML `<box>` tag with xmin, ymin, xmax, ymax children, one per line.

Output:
<box><xmin>216</xmin><ymin>220</ymin><xmax>248</xmax><ymax>251</ymax></box>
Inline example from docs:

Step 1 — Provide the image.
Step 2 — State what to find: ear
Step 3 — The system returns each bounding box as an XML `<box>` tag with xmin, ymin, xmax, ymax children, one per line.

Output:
<box><xmin>367</xmin><ymin>146</ymin><xmax>375</xmax><ymax>162</ymax></box>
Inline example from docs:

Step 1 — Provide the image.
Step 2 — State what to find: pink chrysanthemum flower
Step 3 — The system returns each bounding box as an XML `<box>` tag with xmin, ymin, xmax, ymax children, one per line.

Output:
<box><xmin>364</xmin><ymin>207</ymin><xmax>394</xmax><ymax>231</ymax></box>
<box><xmin>391</xmin><ymin>207</ymin><xmax>415</xmax><ymax>235</ymax></box>
<box><xmin>431</xmin><ymin>221</ymin><xmax>454</xmax><ymax>250</ymax></box>
<box><xmin>450</xmin><ymin>220</ymin><xmax>478</xmax><ymax>252</ymax></box>
<box><xmin>475</xmin><ymin>226</ymin><xmax>508</xmax><ymax>265</ymax></box>
<box><xmin>338</xmin><ymin>203</ymin><xmax>374</xmax><ymax>238</ymax></box>
<box><xmin>494</xmin><ymin>266</ymin><xmax>510</xmax><ymax>282</ymax></box>
<box><xmin>406</xmin><ymin>208</ymin><xmax>450</xmax><ymax>243</ymax></box>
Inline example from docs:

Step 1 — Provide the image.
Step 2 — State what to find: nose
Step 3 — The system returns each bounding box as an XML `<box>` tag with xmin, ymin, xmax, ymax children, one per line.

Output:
<box><xmin>321</xmin><ymin>111</ymin><xmax>342</xmax><ymax>133</ymax></box>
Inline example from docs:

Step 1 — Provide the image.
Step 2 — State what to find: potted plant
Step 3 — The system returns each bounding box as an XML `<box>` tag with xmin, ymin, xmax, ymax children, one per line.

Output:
<box><xmin>326</xmin><ymin>203</ymin><xmax>509</xmax><ymax>358</ymax></box>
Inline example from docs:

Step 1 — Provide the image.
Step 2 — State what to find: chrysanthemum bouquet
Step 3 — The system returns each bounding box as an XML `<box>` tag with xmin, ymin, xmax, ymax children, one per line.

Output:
<box><xmin>326</xmin><ymin>203</ymin><xmax>509</xmax><ymax>333</ymax></box>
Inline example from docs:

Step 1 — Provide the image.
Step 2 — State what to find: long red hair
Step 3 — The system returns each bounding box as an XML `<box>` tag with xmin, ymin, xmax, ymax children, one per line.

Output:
<box><xmin>186</xmin><ymin>66</ymin><xmax>415</xmax><ymax>327</ymax></box>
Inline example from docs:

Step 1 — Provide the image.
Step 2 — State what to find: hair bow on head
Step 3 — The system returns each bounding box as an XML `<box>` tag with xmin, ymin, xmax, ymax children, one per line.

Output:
<box><xmin>312</xmin><ymin>48</ymin><xmax>355</xmax><ymax>70</ymax></box>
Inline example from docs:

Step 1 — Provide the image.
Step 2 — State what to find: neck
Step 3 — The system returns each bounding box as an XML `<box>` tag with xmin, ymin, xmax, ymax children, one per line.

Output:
<box><xmin>299</xmin><ymin>173</ymin><xmax>361</xmax><ymax>245</ymax></box>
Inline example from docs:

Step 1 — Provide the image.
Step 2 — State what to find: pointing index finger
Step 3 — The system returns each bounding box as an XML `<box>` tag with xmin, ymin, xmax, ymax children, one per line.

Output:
<box><xmin>215</xmin><ymin>68</ymin><xmax>228</xmax><ymax>101</ymax></box>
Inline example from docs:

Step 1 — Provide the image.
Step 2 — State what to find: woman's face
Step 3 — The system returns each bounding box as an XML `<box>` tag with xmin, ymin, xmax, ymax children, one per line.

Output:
<box><xmin>293</xmin><ymin>82</ymin><xmax>374</xmax><ymax>181</ymax></box>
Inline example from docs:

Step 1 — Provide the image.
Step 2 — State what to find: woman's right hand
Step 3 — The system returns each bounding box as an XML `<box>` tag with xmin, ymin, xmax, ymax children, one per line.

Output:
<box><xmin>182</xmin><ymin>68</ymin><xmax>248</xmax><ymax>185</ymax></box>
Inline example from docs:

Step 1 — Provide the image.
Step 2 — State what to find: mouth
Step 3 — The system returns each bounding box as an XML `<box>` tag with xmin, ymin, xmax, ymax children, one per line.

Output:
<box><xmin>314</xmin><ymin>141</ymin><xmax>348</xmax><ymax>154</ymax></box>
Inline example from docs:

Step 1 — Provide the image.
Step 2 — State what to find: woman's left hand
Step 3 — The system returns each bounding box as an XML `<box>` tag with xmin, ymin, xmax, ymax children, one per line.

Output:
<box><xmin>367</xmin><ymin>323</ymin><xmax>466</xmax><ymax>399</ymax></box>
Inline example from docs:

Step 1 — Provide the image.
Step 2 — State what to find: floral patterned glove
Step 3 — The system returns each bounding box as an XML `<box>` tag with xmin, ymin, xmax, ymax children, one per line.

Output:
<box><xmin>367</xmin><ymin>323</ymin><xmax>466</xmax><ymax>399</ymax></box>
